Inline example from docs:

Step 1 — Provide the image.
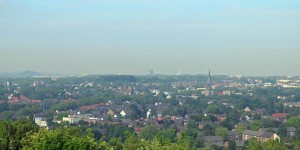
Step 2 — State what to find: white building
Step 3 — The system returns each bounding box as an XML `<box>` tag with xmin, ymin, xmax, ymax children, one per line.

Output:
<box><xmin>63</xmin><ymin>115</ymin><xmax>81</xmax><ymax>124</ymax></box>
<box><xmin>35</xmin><ymin>117</ymin><xmax>48</xmax><ymax>128</ymax></box>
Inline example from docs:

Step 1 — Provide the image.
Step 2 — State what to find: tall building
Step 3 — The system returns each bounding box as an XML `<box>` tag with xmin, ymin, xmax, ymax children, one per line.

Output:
<box><xmin>204</xmin><ymin>69</ymin><xmax>213</xmax><ymax>96</ymax></box>
<box><xmin>207</xmin><ymin>69</ymin><xmax>212</xmax><ymax>88</ymax></box>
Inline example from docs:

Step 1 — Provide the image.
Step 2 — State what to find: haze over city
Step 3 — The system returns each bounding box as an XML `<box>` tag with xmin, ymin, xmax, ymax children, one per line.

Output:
<box><xmin>1</xmin><ymin>0</ymin><xmax>299</xmax><ymax>76</ymax></box>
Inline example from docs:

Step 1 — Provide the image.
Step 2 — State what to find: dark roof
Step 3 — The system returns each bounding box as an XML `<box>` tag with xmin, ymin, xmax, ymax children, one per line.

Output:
<box><xmin>243</xmin><ymin>130</ymin><xmax>261</xmax><ymax>137</ymax></box>
<box><xmin>287</xmin><ymin>127</ymin><xmax>296</xmax><ymax>132</ymax></box>
<box><xmin>204</xmin><ymin>136</ymin><xmax>223</xmax><ymax>142</ymax></box>
<box><xmin>228</xmin><ymin>131</ymin><xmax>237</xmax><ymax>136</ymax></box>
<box><xmin>244</xmin><ymin>130</ymin><xmax>274</xmax><ymax>138</ymax></box>
<box><xmin>261</xmin><ymin>132</ymin><xmax>274</xmax><ymax>138</ymax></box>
<box><xmin>259</xmin><ymin>128</ymin><xmax>278</xmax><ymax>133</ymax></box>
<box><xmin>215</xmin><ymin>114</ymin><xmax>226</xmax><ymax>118</ymax></box>
<box><xmin>235</xmin><ymin>140</ymin><xmax>245</xmax><ymax>147</ymax></box>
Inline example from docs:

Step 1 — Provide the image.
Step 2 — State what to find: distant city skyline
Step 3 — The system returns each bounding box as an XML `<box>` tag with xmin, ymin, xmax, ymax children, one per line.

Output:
<box><xmin>1</xmin><ymin>0</ymin><xmax>300</xmax><ymax>76</ymax></box>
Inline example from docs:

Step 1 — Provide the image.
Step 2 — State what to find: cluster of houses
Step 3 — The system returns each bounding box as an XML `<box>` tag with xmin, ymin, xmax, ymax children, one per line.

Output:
<box><xmin>6</xmin><ymin>94</ymin><xmax>42</xmax><ymax>104</ymax></box>
<box><xmin>30</xmin><ymin>99</ymin><xmax>299</xmax><ymax>149</ymax></box>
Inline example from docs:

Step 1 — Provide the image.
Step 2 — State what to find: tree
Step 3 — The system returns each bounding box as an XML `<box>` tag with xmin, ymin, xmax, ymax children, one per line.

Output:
<box><xmin>155</xmin><ymin>128</ymin><xmax>177</xmax><ymax>145</ymax></box>
<box><xmin>285</xmin><ymin>117</ymin><xmax>300</xmax><ymax>128</ymax></box>
<box><xmin>140</xmin><ymin>125</ymin><xmax>159</xmax><ymax>140</ymax></box>
<box><xmin>215</xmin><ymin>127</ymin><xmax>228</xmax><ymax>139</ymax></box>
<box><xmin>248</xmin><ymin>120</ymin><xmax>262</xmax><ymax>131</ymax></box>
<box><xmin>0</xmin><ymin>118</ymin><xmax>39</xmax><ymax>150</ymax></box>
<box><xmin>262</xmin><ymin>139</ymin><xmax>288</xmax><ymax>150</ymax></box>
<box><xmin>245</xmin><ymin>139</ymin><xmax>263</xmax><ymax>150</ymax></box>
<box><xmin>228</xmin><ymin>140</ymin><xmax>236</xmax><ymax>150</ymax></box>
<box><xmin>277</xmin><ymin>124</ymin><xmax>287</xmax><ymax>139</ymax></box>
<box><xmin>235</xmin><ymin>125</ymin><xmax>246</xmax><ymax>139</ymax></box>
<box><xmin>21</xmin><ymin>128</ymin><xmax>98</xmax><ymax>150</ymax></box>
<box><xmin>203</xmin><ymin>124</ymin><xmax>214</xmax><ymax>136</ymax></box>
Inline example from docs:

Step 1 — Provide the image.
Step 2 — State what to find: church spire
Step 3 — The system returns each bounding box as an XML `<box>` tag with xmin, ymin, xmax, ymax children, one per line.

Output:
<box><xmin>207</xmin><ymin>69</ymin><xmax>212</xmax><ymax>87</ymax></box>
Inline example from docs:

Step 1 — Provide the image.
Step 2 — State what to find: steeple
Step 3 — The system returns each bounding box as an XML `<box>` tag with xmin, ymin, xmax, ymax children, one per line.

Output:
<box><xmin>206</xmin><ymin>69</ymin><xmax>213</xmax><ymax>96</ymax></box>
<box><xmin>207</xmin><ymin>69</ymin><xmax>212</xmax><ymax>87</ymax></box>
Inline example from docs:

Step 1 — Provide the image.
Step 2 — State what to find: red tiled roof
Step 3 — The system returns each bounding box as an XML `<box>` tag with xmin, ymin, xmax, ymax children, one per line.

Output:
<box><xmin>217</xmin><ymin>92</ymin><xmax>224</xmax><ymax>95</ymax></box>
<box><xmin>272</xmin><ymin>113</ymin><xmax>289</xmax><ymax>118</ymax></box>
<box><xmin>31</xmin><ymin>100</ymin><xmax>42</xmax><ymax>103</ymax></box>
<box><xmin>20</xmin><ymin>95</ymin><xmax>31</xmax><ymax>102</ymax></box>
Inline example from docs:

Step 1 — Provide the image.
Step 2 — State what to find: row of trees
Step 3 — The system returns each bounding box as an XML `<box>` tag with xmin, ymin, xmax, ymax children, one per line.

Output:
<box><xmin>2</xmin><ymin>118</ymin><xmax>300</xmax><ymax>150</ymax></box>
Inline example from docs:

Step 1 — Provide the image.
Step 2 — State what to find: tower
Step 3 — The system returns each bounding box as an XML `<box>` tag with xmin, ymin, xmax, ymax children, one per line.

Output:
<box><xmin>207</xmin><ymin>69</ymin><xmax>212</xmax><ymax>88</ymax></box>
<box><xmin>206</xmin><ymin>69</ymin><xmax>213</xmax><ymax>96</ymax></box>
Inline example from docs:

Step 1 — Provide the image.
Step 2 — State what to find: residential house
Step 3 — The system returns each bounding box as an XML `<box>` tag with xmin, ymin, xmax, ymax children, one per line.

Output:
<box><xmin>63</xmin><ymin>115</ymin><xmax>81</xmax><ymax>124</ymax></box>
<box><xmin>235</xmin><ymin>140</ymin><xmax>245</xmax><ymax>150</ymax></box>
<box><xmin>287</xmin><ymin>127</ymin><xmax>296</xmax><ymax>138</ymax></box>
<box><xmin>228</xmin><ymin>131</ymin><xmax>238</xmax><ymax>140</ymax></box>
<box><xmin>284</xmin><ymin>102</ymin><xmax>300</xmax><ymax>108</ymax></box>
<box><xmin>34</xmin><ymin>117</ymin><xmax>48</xmax><ymax>128</ymax></box>
<box><xmin>203</xmin><ymin>136</ymin><xmax>224</xmax><ymax>148</ymax></box>
<box><xmin>107</xmin><ymin>109</ymin><xmax>115</xmax><ymax>116</ymax></box>
<box><xmin>272</xmin><ymin>113</ymin><xmax>289</xmax><ymax>122</ymax></box>
<box><xmin>120</xmin><ymin>110</ymin><xmax>126</xmax><ymax>117</ymax></box>
<box><xmin>8</xmin><ymin>96</ymin><xmax>19</xmax><ymax>103</ymax></box>
<box><xmin>251</xmin><ymin>108</ymin><xmax>267</xmax><ymax>116</ymax></box>
<box><xmin>20</xmin><ymin>95</ymin><xmax>31</xmax><ymax>103</ymax></box>
<box><xmin>31</xmin><ymin>100</ymin><xmax>42</xmax><ymax>103</ymax></box>
<box><xmin>242</xmin><ymin>130</ymin><xmax>280</xmax><ymax>142</ymax></box>
<box><xmin>215</xmin><ymin>114</ymin><xmax>226</xmax><ymax>122</ymax></box>
<box><xmin>244</xmin><ymin>107</ymin><xmax>251</xmax><ymax>113</ymax></box>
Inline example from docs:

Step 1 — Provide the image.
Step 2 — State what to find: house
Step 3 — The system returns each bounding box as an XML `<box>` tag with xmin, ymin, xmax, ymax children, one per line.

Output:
<box><xmin>251</xmin><ymin>108</ymin><xmax>267</xmax><ymax>116</ymax></box>
<box><xmin>63</xmin><ymin>115</ymin><xmax>81</xmax><ymax>124</ymax></box>
<box><xmin>134</xmin><ymin>126</ymin><xmax>142</xmax><ymax>134</ymax></box>
<box><xmin>215</xmin><ymin>114</ymin><xmax>226</xmax><ymax>122</ymax></box>
<box><xmin>242</xmin><ymin>130</ymin><xmax>280</xmax><ymax>142</ymax></box>
<box><xmin>198</xmin><ymin>122</ymin><xmax>206</xmax><ymax>129</ymax></box>
<box><xmin>203</xmin><ymin>136</ymin><xmax>224</xmax><ymax>147</ymax></box>
<box><xmin>31</xmin><ymin>100</ymin><xmax>42</xmax><ymax>103</ymax></box>
<box><xmin>217</xmin><ymin>92</ymin><xmax>224</xmax><ymax>96</ymax></box>
<box><xmin>235</xmin><ymin>140</ymin><xmax>245</xmax><ymax>150</ymax></box>
<box><xmin>80</xmin><ymin>103</ymin><xmax>102</xmax><ymax>113</ymax></box>
<box><xmin>287</xmin><ymin>127</ymin><xmax>296</xmax><ymax>138</ymax></box>
<box><xmin>157</xmin><ymin>117</ymin><xmax>164</xmax><ymax>125</ymax></box>
<box><xmin>258</xmin><ymin>128</ymin><xmax>278</xmax><ymax>133</ymax></box>
<box><xmin>107</xmin><ymin>109</ymin><xmax>115</xmax><ymax>116</ymax></box>
<box><xmin>34</xmin><ymin>117</ymin><xmax>48</xmax><ymax>128</ymax></box>
<box><xmin>228</xmin><ymin>131</ymin><xmax>238</xmax><ymax>140</ymax></box>
<box><xmin>120</xmin><ymin>110</ymin><xmax>126</xmax><ymax>117</ymax></box>
<box><xmin>284</xmin><ymin>102</ymin><xmax>300</xmax><ymax>108</ymax></box>
<box><xmin>8</xmin><ymin>96</ymin><xmax>19</xmax><ymax>103</ymax></box>
<box><xmin>190</xmin><ymin>94</ymin><xmax>198</xmax><ymax>99</ymax></box>
<box><xmin>244</xmin><ymin>107</ymin><xmax>251</xmax><ymax>113</ymax></box>
<box><xmin>20</xmin><ymin>95</ymin><xmax>31</xmax><ymax>103</ymax></box>
<box><xmin>272</xmin><ymin>113</ymin><xmax>289</xmax><ymax>122</ymax></box>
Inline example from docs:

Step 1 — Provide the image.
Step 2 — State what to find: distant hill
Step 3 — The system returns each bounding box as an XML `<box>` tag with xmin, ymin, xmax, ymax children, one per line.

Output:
<box><xmin>0</xmin><ymin>71</ymin><xmax>42</xmax><ymax>78</ymax></box>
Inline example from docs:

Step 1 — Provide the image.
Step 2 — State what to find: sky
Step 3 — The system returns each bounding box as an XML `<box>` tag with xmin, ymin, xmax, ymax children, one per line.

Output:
<box><xmin>0</xmin><ymin>0</ymin><xmax>299</xmax><ymax>76</ymax></box>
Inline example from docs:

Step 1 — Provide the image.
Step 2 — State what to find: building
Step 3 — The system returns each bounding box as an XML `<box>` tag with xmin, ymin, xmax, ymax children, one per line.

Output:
<box><xmin>272</xmin><ymin>113</ymin><xmax>289</xmax><ymax>122</ymax></box>
<box><xmin>287</xmin><ymin>127</ymin><xmax>296</xmax><ymax>138</ymax></box>
<box><xmin>215</xmin><ymin>114</ymin><xmax>226</xmax><ymax>122</ymax></box>
<box><xmin>203</xmin><ymin>69</ymin><xmax>214</xmax><ymax>96</ymax></box>
<box><xmin>228</xmin><ymin>131</ymin><xmax>239</xmax><ymax>140</ymax></box>
<box><xmin>63</xmin><ymin>115</ymin><xmax>81</xmax><ymax>124</ymax></box>
<box><xmin>244</xmin><ymin>107</ymin><xmax>251</xmax><ymax>113</ymax></box>
<box><xmin>204</xmin><ymin>136</ymin><xmax>224</xmax><ymax>147</ymax></box>
<box><xmin>284</xmin><ymin>102</ymin><xmax>300</xmax><ymax>108</ymax></box>
<box><xmin>242</xmin><ymin>130</ymin><xmax>280</xmax><ymax>142</ymax></box>
<box><xmin>34</xmin><ymin>117</ymin><xmax>48</xmax><ymax>128</ymax></box>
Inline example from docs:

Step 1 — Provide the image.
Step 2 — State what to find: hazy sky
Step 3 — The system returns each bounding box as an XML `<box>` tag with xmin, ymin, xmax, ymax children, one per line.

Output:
<box><xmin>0</xmin><ymin>0</ymin><xmax>299</xmax><ymax>76</ymax></box>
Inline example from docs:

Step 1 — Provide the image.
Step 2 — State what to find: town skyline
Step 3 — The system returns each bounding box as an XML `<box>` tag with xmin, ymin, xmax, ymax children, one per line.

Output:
<box><xmin>1</xmin><ymin>0</ymin><xmax>300</xmax><ymax>76</ymax></box>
